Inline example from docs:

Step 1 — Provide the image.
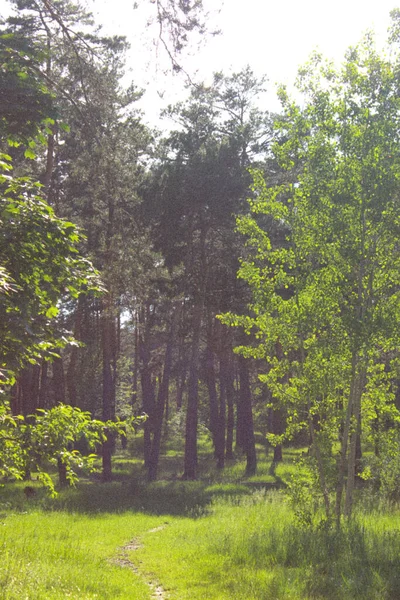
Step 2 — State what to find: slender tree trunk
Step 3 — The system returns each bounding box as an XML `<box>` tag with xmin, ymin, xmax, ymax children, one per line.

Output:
<box><xmin>355</xmin><ymin>412</ymin><xmax>362</xmax><ymax>478</ymax></box>
<box><xmin>67</xmin><ymin>296</ymin><xmax>84</xmax><ymax>407</ymax></box>
<box><xmin>183</xmin><ymin>299</ymin><xmax>203</xmax><ymax>479</ymax></box>
<box><xmin>205</xmin><ymin>341</ymin><xmax>219</xmax><ymax>457</ymax></box>
<box><xmin>342</xmin><ymin>198</ymin><xmax>368</xmax><ymax>520</ymax></box>
<box><xmin>335</xmin><ymin>353</ymin><xmax>359</xmax><ymax>525</ymax></box>
<box><xmin>38</xmin><ymin>360</ymin><xmax>48</xmax><ymax>409</ymax></box>
<box><xmin>57</xmin><ymin>457</ymin><xmax>68</xmax><ymax>487</ymax></box>
<box><xmin>225</xmin><ymin>352</ymin><xmax>235</xmax><ymax>460</ymax></box>
<box><xmin>18</xmin><ymin>366</ymin><xmax>40</xmax><ymax>416</ymax></box>
<box><xmin>42</xmin><ymin>128</ymin><xmax>56</xmax><ymax>190</ymax></box>
<box><xmin>176</xmin><ymin>362</ymin><xmax>187</xmax><ymax>410</ymax></box>
<box><xmin>216</xmin><ymin>354</ymin><xmax>227</xmax><ymax>469</ymax></box>
<box><xmin>139</xmin><ymin>304</ymin><xmax>156</xmax><ymax>469</ymax></box>
<box><xmin>51</xmin><ymin>355</ymin><xmax>70</xmax><ymax>486</ymax></box>
<box><xmin>131</xmin><ymin>311</ymin><xmax>139</xmax><ymax>410</ymax></box>
<box><xmin>183</xmin><ymin>224</ymin><xmax>207</xmax><ymax>480</ymax></box>
<box><xmin>101</xmin><ymin>300</ymin><xmax>117</xmax><ymax>482</ymax></box>
<box><xmin>41</xmin><ymin>25</ymin><xmax>56</xmax><ymax>194</ymax></box>
<box><xmin>307</xmin><ymin>399</ymin><xmax>331</xmax><ymax>520</ymax></box>
<box><xmin>271</xmin><ymin>408</ymin><xmax>284</xmax><ymax>462</ymax></box>
<box><xmin>176</xmin><ymin>306</ymin><xmax>188</xmax><ymax>411</ymax></box>
<box><xmin>148</xmin><ymin>310</ymin><xmax>176</xmax><ymax>481</ymax></box>
<box><xmin>344</xmin><ymin>368</ymin><xmax>366</xmax><ymax>517</ymax></box>
<box><xmin>237</xmin><ymin>355</ymin><xmax>257</xmax><ymax>476</ymax></box>
<box><xmin>10</xmin><ymin>383</ymin><xmax>21</xmax><ymax>415</ymax></box>
<box><xmin>52</xmin><ymin>357</ymin><xmax>65</xmax><ymax>405</ymax></box>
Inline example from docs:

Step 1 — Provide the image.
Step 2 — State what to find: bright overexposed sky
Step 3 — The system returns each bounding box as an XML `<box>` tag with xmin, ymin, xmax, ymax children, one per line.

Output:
<box><xmin>2</xmin><ymin>0</ymin><xmax>399</xmax><ymax>127</ymax></box>
<box><xmin>89</xmin><ymin>0</ymin><xmax>399</xmax><ymax>126</ymax></box>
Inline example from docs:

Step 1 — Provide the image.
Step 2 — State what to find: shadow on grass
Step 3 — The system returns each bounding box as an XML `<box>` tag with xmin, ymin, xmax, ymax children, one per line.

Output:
<box><xmin>0</xmin><ymin>477</ymin><xmax>256</xmax><ymax>517</ymax></box>
<box><xmin>0</xmin><ymin>444</ymin><xmax>290</xmax><ymax>517</ymax></box>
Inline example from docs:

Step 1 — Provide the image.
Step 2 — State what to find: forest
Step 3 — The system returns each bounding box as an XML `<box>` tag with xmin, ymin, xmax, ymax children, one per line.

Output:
<box><xmin>2</xmin><ymin>1</ymin><xmax>400</xmax><ymax>598</ymax></box>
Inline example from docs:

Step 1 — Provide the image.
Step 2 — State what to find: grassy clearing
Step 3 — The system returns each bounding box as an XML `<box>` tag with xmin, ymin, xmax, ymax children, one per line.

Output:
<box><xmin>1</xmin><ymin>441</ymin><xmax>400</xmax><ymax>599</ymax></box>
<box><xmin>0</xmin><ymin>501</ymin><xmax>164</xmax><ymax>599</ymax></box>
<box><xmin>131</xmin><ymin>490</ymin><xmax>400</xmax><ymax>600</ymax></box>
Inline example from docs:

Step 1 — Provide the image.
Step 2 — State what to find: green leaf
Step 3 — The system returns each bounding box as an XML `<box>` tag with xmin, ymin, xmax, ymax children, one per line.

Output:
<box><xmin>45</xmin><ymin>305</ymin><xmax>59</xmax><ymax>318</ymax></box>
<box><xmin>24</xmin><ymin>148</ymin><xmax>36</xmax><ymax>160</ymax></box>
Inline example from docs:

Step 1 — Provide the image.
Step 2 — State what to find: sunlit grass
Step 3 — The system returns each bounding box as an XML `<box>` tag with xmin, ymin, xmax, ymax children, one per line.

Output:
<box><xmin>1</xmin><ymin>443</ymin><xmax>400</xmax><ymax>599</ymax></box>
<box><xmin>131</xmin><ymin>490</ymin><xmax>400</xmax><ymax>600</ymax></box>
<box><xmin>0</xmin><ymin>510</ymin><xmax>164</xmax><ymax>599</ymax></box>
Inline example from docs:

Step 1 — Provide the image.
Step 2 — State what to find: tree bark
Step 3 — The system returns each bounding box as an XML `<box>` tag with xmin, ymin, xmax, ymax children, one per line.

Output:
<box><xmin>67</xmin><ymin>296</ymin><xmax>84</xmax><ymax>407</ymax></box>
<box><xmin>183</xmin><ymin>224</ymin><xmax>207</xmax><ymax>480</ymax></box>
<box><xmin>139</xmin><ymin>304</ymin><xmax>156</xmax><ymax>469</ymax></box>
<box><xmin>335</xmin><ymin>352</ymin><xmax>359</xmax><ymax>525</ymax></box>
<box><xmin>205</xmin><ymin>340</ymin><xmax>219</xmax><ymax>457</ymax></box>
<box><xmin>183</xmin><ymin>299</ymin><xmax>203</xmax><ymax>479</ymax></box>
<box><xmin>216</xmin><ymin>353</ymin><xmax>227</xmax><ymax>469</ymax></box>
<box><xmin>148</xmin><ymin>309</ymin><xmax>176</xmax><ymax>481</ymax></box>
<box><xmin>37</xmin><ymin>360</ymin><xmax>48</xmax><ymax>409</ymax></box>
<box><xmin>52</xmin><ymin>357</ymin><xmax>65</xmax><ymax>405</ymax></box>
<box><xmin>344</xmin><ymin>368</ymin><xmax>366</xmax><ymax>517</ymax></box>
<box><xmin>57</xmin><ymin>457</ymin><xmax>68</xmax><ymax>487</ymax></box>
<box><xmin>176</xmin><ymin>304</ymin><xmax>188</xmax><ymax>411</ymax></box>
<box><xmin>225</xmin><ymin>352</ymin><xmax>235</xmax><ymax>461</ymax></box>
<box><xmin>237</xmin><ymin>354</ymin><xmax>257</xmax><ymax>476</ymax></box>
<box><xmin>131</xmin><ymin>311</ymin><xmax>139</xmax><ymax>410</ymax></box>
<box><xmin>101</xmin><ymin>300</ymin><xmax>117</xmax><ymax>482</ymax></box>
<box><xmin>271</xmin><ymin>408</ymin><xmax>284</xmax><ymax>463</ymax></box>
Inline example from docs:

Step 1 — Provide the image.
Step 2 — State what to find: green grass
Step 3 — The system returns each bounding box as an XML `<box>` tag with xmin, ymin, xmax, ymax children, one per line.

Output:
<box><xmin>2</xmin><ymin>443</ymin><xmax>400</xmax><ymax>599</ymax></box>
<box><xmin>130</xmin><ymin>490</ymin><xmax>400</xmax><ymax>599</ymax></box>
<box><xmin>0</xmin><ymin>509</ymin><xmax>164</xmax><ymax>599</ymax></box>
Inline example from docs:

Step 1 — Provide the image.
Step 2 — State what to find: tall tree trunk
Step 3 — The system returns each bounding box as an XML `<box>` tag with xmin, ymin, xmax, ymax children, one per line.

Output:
<box><xmin>335</xmin><ymin>353</ymin><xmax>360</xmax><ymax>525</ymax></box>
<box><xmin>176</xmin><ymin>305</ymin><xmax>188</xmax><ymax>411</ymax></box>
<box><xmin>205</xmin><ymin>339</ymin><xmax>219</xmax><ymax>457</ymax></box>
<box><xmin>344</xmin><ymin>368</ymin><xmax>366</xmax><ymax>517</ymax></box>
<box><xmin>41</xmin><ymin>25</ymin><xmax>56</xmax><ymax>194</ymax></box>
<box><xmin>139</xmin><ymin>304</ymin><xmax>156</xmax><ymax>469</ymax></box>
<box><xmin>225</xmin><ymin>351</ymin><xmax>235</xmax><ymax>461</ymax></box>
<box><xmin>343</xmin><ymin>199</ymin><xmax>368</xmax><ymax>520</ymax></box>
<box><xmin>183</xmin><ymin>299</ymin><xmax>203</xmax><ymax>479</ymax></box>
<box><xmin>148</xmin><ymin>309</ymin><xmax>176</xmax><ymax>481</ymax></box>
<box><xmin>271</xmin><ymin>408</ymin><xmax>284</xmax><ymax>463</ymax></box>
<box><xmin>67</xmin><ymin>296</ymin><xmax>84</xmax><ymax>407</ymax></box>
<box><xmin>176</xmin><ymin>362</ymin><xmax>187</xmax><ymax>411</ymax></box>
<box><xmin>355</xmin><ymin>413</ymin><xmax>362</xmax><ymax>478</ymax></box>
<box><xmin>216</xmin><ymin>353</ymin><xmax>227</xmax><ymax>469</ymax></box>
<box><xmin>53</xmin><ymin>352</ymin><xmax>69</xmax><ymax>486</ymax></box>
<box><xmin>10</xmin><ymin>382</ymin><xmax>21</xmax><ymax>415</ymax></box>
<box><xmin>237</xmin><ymin>355</ymin><xmax>256</xmax><ymax>476</ymax></box>
<box><xmin>183</xmin><ymin>224</ymin><xmax>207</xmax><ymax>480</ymax></box>
<box><xmin>131</xmin><ymin>311</ymin><xmax>139</xmax><ymax>410</ymax></box>
<box><xmin>38</xmin><ymin>360</ymin><xmax>48</xmax><ymax>409</ymax></box>
<box><xmin>101</xmin><ymin>300</ymin><xmax>117</xmax><ymax>482</ymax></box>
<box><xmin>52</xmin><ymin>357</ymin><xmax>65</xmax><ymax>405</ymax></box>
<box><xmin>18</xmin><ymin>365</ymin><xmax>40</xmax><ymax>416</ymax></box>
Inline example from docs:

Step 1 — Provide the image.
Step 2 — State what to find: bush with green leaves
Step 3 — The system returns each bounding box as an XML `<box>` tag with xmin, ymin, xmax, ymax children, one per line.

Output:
<box><xmin>0</xmin><ymin>153</ymin><xmax>103</xmax><ymax>385</ymax></box>
<box><xmin>0</xmin><ymin>403</ymin><xmax>144</xmax><ymax>494</ymax></box>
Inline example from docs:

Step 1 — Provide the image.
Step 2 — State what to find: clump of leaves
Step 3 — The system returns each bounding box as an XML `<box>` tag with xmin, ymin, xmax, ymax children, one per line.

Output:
<box><xmin>0</xmin><ymin>403</ymin><xmax>145</xmax><ymax>495</ymax></box>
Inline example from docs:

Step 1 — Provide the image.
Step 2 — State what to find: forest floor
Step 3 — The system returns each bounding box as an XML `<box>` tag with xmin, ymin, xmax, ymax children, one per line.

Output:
<box><xmin>1</xmin><ymin>436</ymin><xmax>400</xmax><ymax>599</ymax></box>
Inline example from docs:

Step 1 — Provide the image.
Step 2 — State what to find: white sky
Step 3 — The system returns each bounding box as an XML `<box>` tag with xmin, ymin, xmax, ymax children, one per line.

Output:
<box><xmin>89</xmin><ymin>0</ymin><xmax>398</xmax><ymax>127</ymax></box>
<box><xmin>2</xmin><ymin>0</ymin><xmax>399</xmax><ymax>127</ymax></box>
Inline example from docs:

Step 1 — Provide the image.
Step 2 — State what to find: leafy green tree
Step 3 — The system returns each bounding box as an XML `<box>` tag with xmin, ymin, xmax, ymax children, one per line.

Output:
<box><xmin>0</xmin><ymin>154</ymin><xmax>101</xmax><ymax>386</ymax></box>
<box><xmin>0</xmin><ymin>30</ymin><xmax>55</xmax><ymax>145</ymax></box>
<box><xmin>224</xmin><ymin>36</ymin><xmax>400</xmax><ymax>523</ymax></box>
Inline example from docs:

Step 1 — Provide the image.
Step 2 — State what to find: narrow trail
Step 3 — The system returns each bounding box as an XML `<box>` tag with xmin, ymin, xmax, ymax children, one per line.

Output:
<box><xmin>113</xmin><ymin>525</ymin><xmax>168</xmax><ymax>600</ymax></box>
